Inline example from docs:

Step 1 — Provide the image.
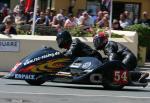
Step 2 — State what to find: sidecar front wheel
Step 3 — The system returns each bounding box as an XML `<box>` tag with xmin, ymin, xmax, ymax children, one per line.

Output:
<box><xmin>25</xmin><ymin>79</ymin><xmax>46</xmax><ymax>86</ymax></box>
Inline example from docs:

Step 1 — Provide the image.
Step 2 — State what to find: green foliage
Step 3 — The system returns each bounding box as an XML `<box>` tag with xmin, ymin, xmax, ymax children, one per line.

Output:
<box><xmin>34</xmin><ymin>25</ymin><xmax>57</xmax><ymax>36</ymax></box>
<box><xmin>124</xmin><ymin>24</ymin><xmax>150</xmax><ymax>47</ymax></box>
<box><xmin>67</xmin><ymin>27</ymin><xmax>123</xmax><ymax>38</ymax></box>
<box><xmin>16</xmin><ymin>24</ymin><xmax>57</xmax><ymax>35</ymax></box>
<box><xmin>110</xmin><ymin>33</ymin><xmax>123</xmax><ymax>38</ymax></box>
<box><xmin>15</xmin><ymin>24</ymin><xmax>124</xmax><ymax>38</ymax></box>
<box><xmin>67</xmin><ymin>27</ymin><xmax>93</xmax><ymax>37</ymax></box>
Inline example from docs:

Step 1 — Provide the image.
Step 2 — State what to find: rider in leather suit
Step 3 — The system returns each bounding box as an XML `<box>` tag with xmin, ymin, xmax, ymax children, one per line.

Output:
<box><xmin>56</xmin><ymin>30</ymin><xmax>103</xmax><ymax>61</ymax></box>
<box><xmin>93</xmin><ymin>32</ymin><xmax>137</xmax><ymax>71</ymax></box>
<box><xmin>93</xmin><ymin>32</ymin><xmax>149</xmax><ymax>83</ymax></box>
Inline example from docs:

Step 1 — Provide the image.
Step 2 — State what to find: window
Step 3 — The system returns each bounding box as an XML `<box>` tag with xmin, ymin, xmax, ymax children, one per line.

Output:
<box><xmin>87</xmin><ymin>0</ymin><xmax>101</xmax><ymax>16</ymax></box>
<box><xmin>125</xmin><ymin>3</ymin><xmax>140</xmax><ymax>19</ymax></box>
<box><xmin>113</xmin><ymin>2</ymin><xmax>141</xmax><ymax>20</ymax></box>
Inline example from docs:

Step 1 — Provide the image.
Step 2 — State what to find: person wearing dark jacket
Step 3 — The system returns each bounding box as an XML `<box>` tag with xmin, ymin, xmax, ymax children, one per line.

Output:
<box><xmin>56</xmin><ymin>30</ymin><xmax>103</xmax><ymax>61</ymax></box>
<box><xmin>93</xmin><ymin>32</ymin><xmax>137</xmax><ymax>70</ymax></box>
<box><xmin>0</xmin><ymin>18</ymin><xmax>17</xmax><ymax>35</ymax></box>
<box><xmin>93</xmin><ymin>32</ymin><xmax>149</xmax><ymax>83</ymax></box>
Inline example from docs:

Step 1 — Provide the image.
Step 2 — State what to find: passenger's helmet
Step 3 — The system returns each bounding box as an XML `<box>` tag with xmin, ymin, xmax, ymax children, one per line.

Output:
<box><xmin>56</xmin><ymin>31</ymin><xmax>72</xmax><ymax>49</ymax></box>
<box><xmin>93</xmin><ymin>32</ymin><xmax>108</xmax><ymax>50</ymax></box>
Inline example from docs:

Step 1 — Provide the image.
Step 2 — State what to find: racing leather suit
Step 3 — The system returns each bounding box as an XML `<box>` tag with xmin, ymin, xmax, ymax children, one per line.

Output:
<box><xmin>64</xmin><ymin>38</ymin><xmax>103</xmax><ymax>61</ymax></box>
<box><xmin>104</xmin><ymin>41</ymin><xmax>137</xmax><ymax>71</ymax></box>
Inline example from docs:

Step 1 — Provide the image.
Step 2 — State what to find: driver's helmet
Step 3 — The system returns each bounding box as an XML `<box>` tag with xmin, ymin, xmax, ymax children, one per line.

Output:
<box><xmin>93</xmin><ymin>32</ymin><xmax>108</xmax><ymax>50</ymax></box>
<box><xmin>56</xmin><ymin>31</ymin><xmax>72</xmax><ymax>49</ymax></box>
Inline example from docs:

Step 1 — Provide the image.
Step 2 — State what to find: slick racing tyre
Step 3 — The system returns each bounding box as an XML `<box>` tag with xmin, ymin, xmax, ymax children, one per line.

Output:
<box><xmin>25</xmin><ymin>79</ymin><xmax>46</xmax><ymax>85</ymax></box>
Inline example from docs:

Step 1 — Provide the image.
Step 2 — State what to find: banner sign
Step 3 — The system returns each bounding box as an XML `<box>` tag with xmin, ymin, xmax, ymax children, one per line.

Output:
<box><xmin>0</xmin><ymin>40</ymin><xmax>20</xmax><ymax>52</ymax></box>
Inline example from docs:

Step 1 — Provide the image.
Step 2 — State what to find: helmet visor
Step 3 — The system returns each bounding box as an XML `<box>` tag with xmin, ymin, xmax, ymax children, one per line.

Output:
<box><xmin>94</xmin><ymin>37</ymin><xmax>105</xmax><ymax>50</ymax></box>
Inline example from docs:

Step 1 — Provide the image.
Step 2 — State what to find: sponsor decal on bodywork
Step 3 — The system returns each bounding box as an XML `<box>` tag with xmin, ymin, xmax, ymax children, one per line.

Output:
<box><xmin>11</xmin><ymin>62</ymin><xmax>22</xmax><ymax>72</ymax></box>
<box><xmin>14</xmin><ymin>74</ymin><xmax>35</xmax><ymax>80</ymax></box>
<box><xmin>23</xmin><ymin>52</ymin><xmax>61</xmax><ymax>66</ymax></box>
<box><xmin>19</xmin><ymin>58</ymin><xmax>70</xmax><ymax>73</ymax></box>
<box><xmin>82</xmin><ymin>62</ymin><xmax>91</xmax><ymax>69</ymax></box>
<box><xmin>70</xmin><ymin>63</ymin><xmax>82</xmax><ymax>68</ymax></box>
<box><xmin>113</xmin><ymin>70</ymin><xmax>128</xmax><ymax>85</ymax></box>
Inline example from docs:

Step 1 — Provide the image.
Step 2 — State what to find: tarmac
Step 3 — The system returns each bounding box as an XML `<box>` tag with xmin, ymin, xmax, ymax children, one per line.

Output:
<box><xmin>0</xmin><ymin>62</ymin><xmax>150</xmax><ymax>80</ymax></box>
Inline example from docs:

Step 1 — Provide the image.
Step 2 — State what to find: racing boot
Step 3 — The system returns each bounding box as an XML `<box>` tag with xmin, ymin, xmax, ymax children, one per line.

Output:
<box><xmin>138</xmin><ymin>72</ymin><xmax>149</xmax><ymax>83</ymax></box>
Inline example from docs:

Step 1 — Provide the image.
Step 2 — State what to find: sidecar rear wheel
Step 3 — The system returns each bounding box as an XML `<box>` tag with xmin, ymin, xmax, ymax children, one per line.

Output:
<box><xmin>25</xmin><ymin>79</ymin><xmax>46</xmax><ymax>85</ymax></box>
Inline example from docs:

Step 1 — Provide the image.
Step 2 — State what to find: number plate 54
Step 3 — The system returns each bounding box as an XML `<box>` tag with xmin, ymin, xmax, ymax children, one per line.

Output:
<box><xmin>113</xmin><ymin>70</ymin><xmax>128</xmax><ymax>85</ymax></box>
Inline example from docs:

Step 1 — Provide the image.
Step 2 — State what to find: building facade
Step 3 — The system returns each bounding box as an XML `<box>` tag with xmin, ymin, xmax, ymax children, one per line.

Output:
<box><xmin>2</xmin><ymin>0</ymin><xmax>150</xmax><ymax>18</ymax></box>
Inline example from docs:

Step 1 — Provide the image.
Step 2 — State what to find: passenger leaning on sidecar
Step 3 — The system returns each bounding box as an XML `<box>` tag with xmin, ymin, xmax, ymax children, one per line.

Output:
<box><xmin>93</xmin><ymin>32</ymin><xmax>149</xmax><ymax>83</ymax></box>
<box><xmin>56</xmin><ymin>30</ymin><xmax>103</xmax><ymax>61</ymax></box>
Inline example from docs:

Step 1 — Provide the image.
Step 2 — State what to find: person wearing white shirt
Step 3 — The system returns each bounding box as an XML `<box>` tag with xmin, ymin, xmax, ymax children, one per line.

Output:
<box><xmin>78</xmin><ymin>11</ymin><xmax>94</xmax><ymax>29</ymax></box>
<box><xmin>64</xmin><ymin>13</ymin><xmax>78</xmax><ymax>29</ymax></box>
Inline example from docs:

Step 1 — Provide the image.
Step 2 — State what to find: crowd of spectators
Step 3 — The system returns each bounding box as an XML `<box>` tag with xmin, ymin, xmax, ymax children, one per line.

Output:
<box><xmin>0</xmin><ymin>0</ymin><xmax>150</xmax><ymax>35</ymax></box>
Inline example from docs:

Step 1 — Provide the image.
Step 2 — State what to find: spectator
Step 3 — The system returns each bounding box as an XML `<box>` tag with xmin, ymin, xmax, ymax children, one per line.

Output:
<box><xmin>1</xmin><ymin>3</ymin><xmax>9</xmax><ymax>18</ymax></box>
<box><xmin>49</xmin><ymin>9</ymin><xmax>56</xmax><ymax>22</ymax></box>
<box><xmin>119</xmin><ymin>13</ymin><xmax>130</xmax><ymax>29</ymax></box>
<box><xmin>45</xmin><ymin>8</ymin><xmax>50</xmax><ymax>19</ymax></box>
<box><xmin>64</xmin><ymin>13</ymin><xmax>78</xmax><ymax>29</ymax></box>
<box><xmin>103</xmin><ymin>10</ymin><xmax>109</xmax><ymax>15</ymax></box>
<box><xmin>139</xmin><ymin>11</ymin><xmax>150</xmax><ymax>26</ymax></box>
<box><xmin>51</xmin><ymin>13</ymin><xmax>65</xmax><ymax>29</ymax></box>
<box><xmin>134</xmin><ymin>15</ymin><xmax>140</xmax><ymax>24</ymax></box>
<box><xmin>35</xmin><ymin>11</ymin><xmax>50</xmax><ymax>26</ymax></box>
<box><xmin>76</xmin><ymin>9</ymin><xmax>84</xmax><ymax>18</ymax></box>
<box><xmin>124</xmin><ymin>10</ymin><xmax>133</xmax><ymax>25</ymax></box>
<box><xmin>51</xmin><ymin>9</ymin><xmax>66</xmax><ymax>29</ymax></box>
<box><xmin>95</xmin><ymin>10</ymin><xmax>103</xmax><ymax>25</ymax></box>
<box><xmin>97</xmin><ymin>14</ymin><xmax>109</xmax><ymax>28</ymax></box>
<box><xmin>2</xmin><ymin>10</ymin><xmax>15</xmax><ymax>24</ymax></box>
<box><xmin>28</xmin><ymin>8</ymin><xmax>41</xmax><ymax>24</ymax></box>
<box><xmin>112</xmin><ymin>19</ymin><xmax>123</xmax><ymax>30</ymax></box>
<box><xmin>88</xmin><ymin>9</ymin><xmax>97</xmax><ymax>23</ymax></box>
<box><xmin>0</xmin><ymin>18</ymin><xmax>17</xmax><ymax>35</ymax></box>
<box><xmin>13</xmin><ymin>0</ymin><xmax>25</xmax><ymax>15</ymax></box>
<box><xmin>58</xmin><ymin>9</ymin><xmax>67</xmax><ymax>20</ymax></box>
<box><xmin>78</xmin><ymin>11</ymin><xmax>94</xmax><ymax>29</ymax></box>
<box><xmin>15</xmin><ymin>10</ymin><xmax>27</xmax><ymax>25</ymax></box>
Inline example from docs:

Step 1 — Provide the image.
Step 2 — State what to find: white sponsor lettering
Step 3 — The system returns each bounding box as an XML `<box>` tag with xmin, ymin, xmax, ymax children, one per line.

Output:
<box><xmin>15</xmin><ymin>74</ymin><xmax>35</xmax><ymax>80</ymax></box>
<box><xmin>23</xmin><ymin>52</ymin><xmax>61</xmax><ymax>66</ymax></box>
<box><xmin>70</xmin><ymin>63</ymin><xmax>82</xmax><ymax>68</ymax></box>
<box><xmin>82</xmin><ymin>62</ymin><xmax>91</xmax><ymax>69</ymax></box>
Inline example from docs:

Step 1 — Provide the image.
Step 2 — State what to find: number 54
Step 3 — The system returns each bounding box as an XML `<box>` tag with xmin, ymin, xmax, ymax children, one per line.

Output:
<box><xmin>113</xmin><ymin>70</ymin><xmax>128</xmax><ymax>85</ymax></box>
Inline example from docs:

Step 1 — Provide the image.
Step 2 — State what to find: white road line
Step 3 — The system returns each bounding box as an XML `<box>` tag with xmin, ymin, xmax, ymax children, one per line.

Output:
<box><xmin>0</xmin><ymin>91</ymin><xmax>149</xmax><ymax>99</ymax></box>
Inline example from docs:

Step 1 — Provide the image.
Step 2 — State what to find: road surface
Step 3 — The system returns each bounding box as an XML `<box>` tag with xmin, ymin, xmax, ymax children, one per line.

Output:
<box><xmin>0</xmin><ymin>78</ymin><xmax>150</xmax><ymax>103</ymax></box>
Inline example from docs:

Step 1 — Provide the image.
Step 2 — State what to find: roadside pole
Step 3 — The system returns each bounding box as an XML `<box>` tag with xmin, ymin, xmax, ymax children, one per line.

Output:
<box><xmin>109</xmin><ymin>0</ymin><xmax>113</xmax><ymax>38</ymax></box>
<box><xmin>31</xmin><ymin>0</ymin><xmax>38</xmax><ymax>35</ymax></box>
